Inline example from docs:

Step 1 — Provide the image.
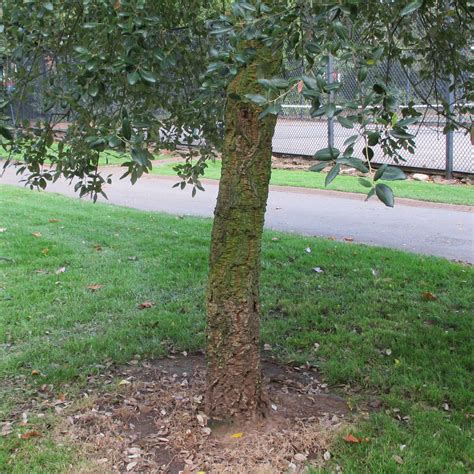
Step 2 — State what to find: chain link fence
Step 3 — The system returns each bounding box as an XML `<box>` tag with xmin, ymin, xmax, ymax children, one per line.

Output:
<box><xmin>277</xmin><ymin>58</ymin><xmax>472</xmax><ymax>176</ymax></box>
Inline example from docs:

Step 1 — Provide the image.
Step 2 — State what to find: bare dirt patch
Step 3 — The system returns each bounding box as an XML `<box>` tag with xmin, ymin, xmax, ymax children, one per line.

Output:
<box><xmin>62</xmin><ymin>355</ymin><xmax>350</xmax><ymax>473</ymax></box>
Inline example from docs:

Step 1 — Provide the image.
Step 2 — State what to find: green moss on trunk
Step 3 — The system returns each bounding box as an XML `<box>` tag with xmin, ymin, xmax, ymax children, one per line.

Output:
<box><xmin>205</xmin><ymin>44</ymin><xmax>281</xmax><ymax>420</ymax></box>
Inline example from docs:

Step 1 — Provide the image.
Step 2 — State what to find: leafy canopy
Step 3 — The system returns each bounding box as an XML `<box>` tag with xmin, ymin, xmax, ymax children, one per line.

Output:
<box><xmin>0</xmin><ymin>0</ymin><xmax>471</xmax><ymax>206</ymax></box>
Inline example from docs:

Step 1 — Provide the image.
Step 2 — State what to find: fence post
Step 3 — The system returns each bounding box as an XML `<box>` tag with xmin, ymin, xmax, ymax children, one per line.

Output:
<box><xmin>327</xmin><ymin>55</ymin><xmax>334</xmax><ymax>149</ymax></box>
<box><xmin>445</xmin><ymin>75</ymin><xmax>454</xmax><ymax>179</ymax></box>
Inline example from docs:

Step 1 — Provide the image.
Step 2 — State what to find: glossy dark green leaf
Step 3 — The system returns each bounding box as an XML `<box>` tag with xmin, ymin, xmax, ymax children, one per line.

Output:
<box><xmin>309</xmin><ymin>162</ymin><xmax>327</xmax><ymax>172</ymax></box>
<box><xmin>127</xmin><ymin>71</ymin><xmax>140</xmax><ymax>86</ymax></box>
<box><xmin>314</xmin><ymin>147</ymin><xmax>340</xmax><ymax>161</ymax></box>
<box><xmin>359</xmin><ymin>177</ymin><xmax>373</xmax><ymax>188</ymax></box>
<box><xmin>140</xmin><ymin>70</ymin><xmax>157</xmax><ymax>84</ymax></box>
<box><xmin>258</xmin><ymin>103</ymin><xmax>282</xmax><ymax>119</ymax></box>
<box><xmin>400</xmin><ymin>0</ymin><xmax>423</xmax><ymax>17</ymax></box>
<box><xmin>0</xmin><ymin>125</ymin><xmax>13</xmax><ymax>141</ymax></box>
<box><xmin>375</xmin><ymin>183</ymin><xmax>394</xmax><ymax>207</ymax></box>
<box><xmin>378</xmin><ymin>166</ymin><xmax>407</xmax><ymax>181</ymax></box>
<box><xmin>337</xmin><ymin>116</ymin><xmax>354</xmax><ymax>129</ymax></box>
<box><xmin>325</xmin><ymin>164</ymin><xmax>340</xmax><ymax>186</ymax></box>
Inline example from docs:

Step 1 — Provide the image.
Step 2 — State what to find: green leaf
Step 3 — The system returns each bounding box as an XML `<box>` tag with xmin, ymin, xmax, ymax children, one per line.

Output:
<box><xmin>390</xmin><ymin>129</ymin><xmax>415</xmax><ymax>139</ymax></box>
<box><xmin>375</xmin><ymin>183</ymin><xmax>394</xmax><ymax>207</ymax></box>
<box><xmin>358</xmin><ymin>67</ymin><xmax>368</xmax><ymax>82</ymax></box>
<box><xmin>0</xmin><ymin>125</ymin><xmax>13</xmax><ymax>141</ymax></box>
<box><xmin>258</xmin><ymin>103</ymin><xmax>281</xmax><ymax>119</ymax></box>
<box><xmin>309</xmin><ymin>162</ymin><xmax>327</xmax><ymax>172</ymax></box>
<box><xmin>337</xmin><ymin>116</ymin><xmax>354</xmax><ymax>129</ymax></box>
<box><xmin>244</xmin><ymin>94</ymin><xmax>267</xmax><ymax>105</ymax></box>
<box><xmin>400</xmin><ymin>0</ymin><xmax>423</xmax><ymax>17</ymax></box>
<box><xmin>140</xmin><ymin>70</ymin><xmax>157</xmax><ymax>84</ymax></box>
<box><xmin>325</xmin><ymin>164</ymin><xmax>340</xmax><ymax>186</ymax></box>
<box><xmin>302</xmin><ymin>75</ymin><xmax>317</xmax><ymax>90</ymax></box>
<box><xmin>374</xmin><ymin>164</ymin><xmax>388</xmax><ymax>181</ymax></box>
<box><xmin>257</xmin><ymin>78</ymin><xmax>289</xmax><ymax>89</ymax></box>
<box><xmin>127</xmin><ymin>71</ymin><xmax>140</xmax><ymax>86</ymax></box>
<box><xmin>378</xmin><ymin>166</ymin><xmax>407</xmax><ymax>181</ymax></box>
<box><xmin>363</xmin><ymin>146</ymin><xmax>374</xmax><ymax>161</ymax></box>
<box><xmin>344</xmin><ymin>134</ymin><xmax>359</xmax><ymax>147</ymax></box>
<box><xmin>367</xmin><ymin>132</ymin><xmax>380</xmax><ymax>146</ymax></box>
<box><xmin>131</xmin><ymin>148</ymin><xmax>152</xmax><ymax>167</ymax></box>
<box><xmin>359</xmin><ymin>177</ymin><xmax>373</xmax><ymax>188</ymax></box>
<box><xmin>314</xmin><ymin>147</ymin><xmax>340</xmax><ymax>161</ymax></box>
<box><xmin>121</xmin><ymin>115</ymin><xmax>131</xmax><ymax>141</ymax></box>
<box><xmin>337</xmin><ymin>157</ymin><xmax>369</xmax><ymax>173</ymax></box>
<box><xmin>326</xmin><ymin>103</ymin><xmax>336</xmax><ymax>118</ymax></box>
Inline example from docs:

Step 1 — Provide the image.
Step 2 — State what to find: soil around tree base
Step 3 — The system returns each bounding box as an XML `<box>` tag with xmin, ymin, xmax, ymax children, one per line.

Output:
<box><xmin>63</xmin><ymin>355</ymin><xmax>350</xmax><ymax>473</ymax></box>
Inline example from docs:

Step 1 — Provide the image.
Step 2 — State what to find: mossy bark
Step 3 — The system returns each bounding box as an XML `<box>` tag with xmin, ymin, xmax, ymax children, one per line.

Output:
<box><xmin>205</xmin><ymin>46</ymin><xmax>281</xmax><ymax>420</ymax></box>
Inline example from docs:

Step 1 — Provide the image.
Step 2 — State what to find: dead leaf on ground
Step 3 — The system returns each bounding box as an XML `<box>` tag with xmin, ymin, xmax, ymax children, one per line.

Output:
<box><xmin>41</xmin><ymin>248</ymin><xmax>49</xmax><ymax>255</ymax></box>
<box><xmin>20</xmin><ymin>430</ymin><xmax>41</xmax><ymax>440</ymax></box>
<box><xmin>1</xmin><ymin>422</ymin><xmax>12</xmax><ymax>437</ymax></box>
<box><xmin>343</xmin><ymin>433</ymin><xmax>369</xmax><ymax>444</ymax></box>
<box><xmin>343</xmin><ymin>237</ymin><xmax>354</xmax><ymax>242</ymax></box>
<box><xmin>421</xmin><ymin>291</ymin><xmax>437</xmax><ymax>301</ymax></box>
<box><xmin>31</xmin><ymin>370</ymin><xmax>41</xmax><ymax>376</ymax></box>
<box><xmin>48</xmin><ymin>219</ymin><xmax>60</xmax><ymax>223</ymax></box>
<box><xmin>138</xmin><ymin>301</ymin><xmax>154</xmax><ymax>309</ymax></box>
<box><xmin>32</xmin><ymin>232</ymin><xmax>42</xmax><ymax>238</ymax></box>
<box><xmin>392</xmin><ymin>454</ymin><xmax>404</xmax><ymax>465</ymax></box>
<box><xmin>231</xmin><ymin>432</ymin><xmax>243</xmax><ymax>439</ymax></box>
<box><xmin>94</xmin><ymin>244</ymin><xmax>102</xmax><ymax>251</ymax></box>
<box><xmin>55</xmin><ymin>267</ymin><xmax>66</xmax><ymax>275</ymax></box>
<box><xmin>87</xmin><ymin>284</ymin><xmax>103</xmax><ymax>292</ymax></box>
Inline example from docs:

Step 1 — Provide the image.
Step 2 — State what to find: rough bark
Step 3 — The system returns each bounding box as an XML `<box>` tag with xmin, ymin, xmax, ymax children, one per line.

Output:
<box><xmin>205</xmin><ymin>45</ymin><xmax>281</xmax><ymax>420</ymax></box>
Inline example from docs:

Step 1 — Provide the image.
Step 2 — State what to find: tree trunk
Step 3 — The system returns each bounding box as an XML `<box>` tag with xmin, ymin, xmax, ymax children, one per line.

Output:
<box><xmin>205</xmin><ymin>46</ymin><xmax>280</xmax><ymax>420</ymax></box>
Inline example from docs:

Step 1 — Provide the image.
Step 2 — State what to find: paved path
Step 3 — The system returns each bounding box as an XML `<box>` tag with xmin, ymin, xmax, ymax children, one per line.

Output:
<box><xmin>1</xmin><ymin>167</ymin><xmax>473</xmax><ymax>263</ymax></box>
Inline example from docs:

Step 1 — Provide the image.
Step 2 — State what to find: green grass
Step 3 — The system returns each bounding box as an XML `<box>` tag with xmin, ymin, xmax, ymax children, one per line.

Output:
<box><xmin>152</xmin><ymin>160</ymin><xmax>474</xmax><ymax>206</ymax></box>
<box><xmin>0</xmin><ymin>185</ymin><xmax>473</xmax><ymax>472</ymax></box>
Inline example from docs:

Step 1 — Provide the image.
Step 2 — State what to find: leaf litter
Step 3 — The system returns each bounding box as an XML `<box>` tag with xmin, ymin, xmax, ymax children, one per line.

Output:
<box><xmin>57</xmin><ymin>355</ymin><xmax>350</xmax><ymax>473</ymax></box>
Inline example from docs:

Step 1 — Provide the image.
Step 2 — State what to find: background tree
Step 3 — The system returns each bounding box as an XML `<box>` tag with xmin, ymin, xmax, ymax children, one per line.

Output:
<box><xmin>0</xmin><ymin>0</ymin><xmax>471</xmax><ymax>420</ymax></box>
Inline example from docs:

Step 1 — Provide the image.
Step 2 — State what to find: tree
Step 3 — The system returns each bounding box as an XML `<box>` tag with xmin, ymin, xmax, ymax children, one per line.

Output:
<box><xmin>0</xmin><ymin>0</ymin><xmax>471</xmax><ymax>420</ymax></box>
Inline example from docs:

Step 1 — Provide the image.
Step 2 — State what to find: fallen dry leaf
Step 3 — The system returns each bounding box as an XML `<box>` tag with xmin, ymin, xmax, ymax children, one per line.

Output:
<box><xmin>41</xmin><ymin>248</ymin><xmax>49</xmax><ymax>255</ymax></box>
<box><xmin>422</xmin><ymin>291</ymin><xmax>437</xmax><ymax>301</ymax></box>
<box><xmin>118</xmin><ymin>379</ymin><xmax>131</xmax><ymax>386</ymax></box>
<box><xmin>1</xmin><ymin>422</ymin><xmax>12</xmax><ymax>437</ymax></box>
<box><xmin>343</xmin><ymin>433</ymin><xmax>362</xmax><ymax>443</ymax></box>
<box><xmin>126</xmin><ymin>461</ymin><xmax>137</xmax><ymax>471</ymax></box>
<box><xmin>31</xmin><ymin>370</ymin><xmax>41</xmax><ymax>376</ymax></box>
<box><xmin>94</xmin><ymin>244</ymin><xmax>102</xmax><ymax>251</ymax></box>
<box><xmin>87</xmin><ymin>284</ymin><xmax>103</xmax><ymax>292</ymax></box>
<box><xmin>294</xmin><ymin>453</ymin><xmax>307</xmax><ymax>462</ymax></box>
<box><xmin>32</xmin><ymin>232</ymin><xmax>42</xmax><ymax>238</ymax></box>
<box><xmin>392</xmin><ymin>454</ymin><xmax>404</xmax><ymax>465</ymax></box>
<box><xmin>297</xmin><ymin>80</ymin><xmax>304</xmax><ymax>93</ymax></box>
<box><xmin>138</xmin><ymin>301</ymin><xmax>154</xmax><ymax>309</ymax></box>
<box><xmin>48</xmin><ymin>218</ymin><xmax>60</xmax><ymax>223</ymax></box>
<box><xmin>20</xmin><ymin>430</ymin><xmax>41</xmax><ymax>440</ymax></box>
<box><xmin>343</xmin><ymin>237</ymin><xmax>354</xmax><ymax>242</ymax></box>
<box><xmin>231</xmin><ymin>432</ymin><xmax>243</xmax><ymax>438</ymax></box>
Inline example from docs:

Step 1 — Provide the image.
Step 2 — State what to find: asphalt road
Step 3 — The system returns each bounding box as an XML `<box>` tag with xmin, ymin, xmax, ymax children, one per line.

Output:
<box><xmin>1</xmin><ymin>167</ymin><xmax>473</xmax><ymax>263</ymax></box>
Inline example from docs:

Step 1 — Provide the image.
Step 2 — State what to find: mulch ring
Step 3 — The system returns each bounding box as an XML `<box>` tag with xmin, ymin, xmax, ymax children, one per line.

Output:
<box><xmin>61</xmin><ymin>355</ymin><xmax>351</xmax><ymax>473</ymax></box>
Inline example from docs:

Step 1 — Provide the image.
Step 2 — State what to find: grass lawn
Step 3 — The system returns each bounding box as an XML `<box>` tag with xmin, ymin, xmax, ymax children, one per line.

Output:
<box><xmin>0</xmin><ymin>185</ymin><xmax>473</xmax><ymax>472</ymax></box>
<box><xmin>152</xmin><ymin>160</ymin><xmax>474</xmax><ymax>206</ymax></box>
